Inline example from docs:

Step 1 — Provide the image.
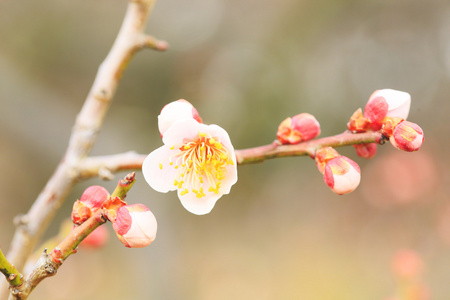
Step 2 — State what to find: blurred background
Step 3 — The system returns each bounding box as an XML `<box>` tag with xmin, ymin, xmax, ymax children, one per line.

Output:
<box><xmin>1</xmin><ymin>0</ymin><xmax>449</xmax><ymax>299</ymax></box>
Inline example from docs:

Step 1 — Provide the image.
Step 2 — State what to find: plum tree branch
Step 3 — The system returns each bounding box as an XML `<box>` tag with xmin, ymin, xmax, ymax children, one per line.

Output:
<box><xmin>72</xmin><ymin>131</ymin><xmax>384</xmax><ymax>180</ymax></box>
<box><xmin>7</xmin><ymin>173</ymin><xmax>136</xmax><ymax>300</ymax></box>
<box><xmin>1</xmin><ymin>0</ymin><xmax>163</xmax><ymax>298</ymax></box>
<box><xmin>234</xmin><ymin>131</ymin><xmax>383</xmax><ymax>164</ymax></box>
<box><xmin>0</xmin><ymin>248</ymin><xmax>22</xmax><ymax>288</ymax></box>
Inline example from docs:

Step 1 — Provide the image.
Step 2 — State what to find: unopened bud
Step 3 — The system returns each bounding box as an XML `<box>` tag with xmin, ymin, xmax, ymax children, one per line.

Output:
<box><xmin>389</xmin><ymin>121</ymin><xmax>424</xmax><ymax>152</ymax></box>
<box><xmin>315</xmin><ymin>147</ymin><xmax>340</xmax><ymax>174</ymax></box>
<box><xmin>323</xmin><ymin>156</ymin><xmax>361</xmax><ymax>195</ymax></box>
<box><xmin>79</xmin><ymin>186</ymin><xmax>110</xmax><ymax>210</ymax></box>
<box><xmin>112</xmin><ymin>204</ymin><xmax>157</xmax><ymax>248</ymax></box>
<box><xmin>158</xmin><ymin>99</ymin><xmax>202</xmax><ymax>136</ymax></box>
<box><xmin>276</xmin><ymin>113</ymin><xmax>321</xmax><ymax>144</ymax></box>
<box><xmin>353</xmin><ymin>143</ymin><xmax>377</xmax><ymax>159</ymax></box>
<box><xmin>71</xmin><ymin>185</ymin><xmax>110</xmax><ymax>225</ymax></box>
<box><xmin>365</xmin><ymin>89</ymin><xmax>411</xmax><ymax>130</ymax></box>
<box><xmin>364</xmin><ymin>96</ymin><xmax>389</xmax><ymax>130</ymax></box>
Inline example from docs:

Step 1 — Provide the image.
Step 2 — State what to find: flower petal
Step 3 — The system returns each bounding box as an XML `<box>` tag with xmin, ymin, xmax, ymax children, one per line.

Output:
<box><xmin>177</xmin><ymin>188</ymin><xmax>222</xmax><ymax>215</ymax></box>
<box><xmin>158</xmin><ymin>100</ymin><xmax>199</xmax><ymax>136</ymax></box>
<box><xmin>142</xmin><ymin>145</ymin><xmax>179</xmax><ymax>193</ymax></box>
<box><xmin>162</xmin><ymin>119</ymin><xmax>205</xmax><ymax>146</ymax></box>
<box><xmin>369</xmin><ymin>89</ymin><xmax>411</xmax><ymax>120</ymax></box>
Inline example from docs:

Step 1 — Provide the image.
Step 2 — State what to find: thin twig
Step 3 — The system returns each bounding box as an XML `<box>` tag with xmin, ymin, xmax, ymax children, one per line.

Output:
<box><xmin>8</xmin><ymin>173</ymin><xmax>136</xmax><ymax>299</ymax></box>
<box><xmin>74</xmin><ymin>131</ymin><xmax>383</xmax><ymax>177</ymax></box>
<box><xmin>77</xmin><ymin>152</ymin><xmax>145</xmax><ymax>180</ymax></box>
<box><xmin>234</xmin><ymin>131</ymin><xmax>383</xmax><ymax>164</ymax></box>
<box><xmin>1</xmin><ymin>0</ymin><xmax>161</xmax><ymax>298</ymax></box>
<box><xmin>0</xmin><ymin>248</ymin><xmax>23</xmax><ymax>288</ymax></box>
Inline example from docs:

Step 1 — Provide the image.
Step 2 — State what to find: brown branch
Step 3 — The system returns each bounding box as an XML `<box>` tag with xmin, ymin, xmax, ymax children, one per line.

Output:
<box><xmin>72</xmin><ymin>131</ymin><xmax>384</xmax><ymax>181</ymax></box>
<box><xmin>9</xmin><ymin>215</ymin><xmax>106</xmax><ymax>300</ymax></box>
<box><xmin>8</xmin><ymin>173</ymin><xmax>135</xmax><ymax>299</ymax></box>
<box><xmin>235</xmin><ymin>131</ymin><xmax>383</xmax><ymax>164</ymax></box>
<box><xmin>77</xmin><ymin>152</ymin><xmax>145</xmax><ymax>180</ymax></box>
<box><xmin>1</xmin><ymin>0</ymin><xmax>161</xmax><ymax>298</ymax></box>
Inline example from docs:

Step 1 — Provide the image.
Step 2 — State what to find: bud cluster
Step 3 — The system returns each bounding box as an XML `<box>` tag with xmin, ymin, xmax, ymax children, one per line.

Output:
<box><xmin>71</xmin><ymin>184</ymin><xmax>157</xmax><ymax>249</ymax></box>
<box><xmin>347</xmin><ymin>89</ymin><xmax>424</xmax><ymax>154</ymax></box>
<box><xmin>274</xmin><ymin>89</ymin><xmax>423</xmax><ymax>196</ymax></box>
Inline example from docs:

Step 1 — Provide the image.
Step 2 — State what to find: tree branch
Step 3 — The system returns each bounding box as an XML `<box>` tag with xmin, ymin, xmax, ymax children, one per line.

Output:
<box><xmin>8</xmin><ymin>173</ymin><xmax>135</xmax><ymax>299</ymax></box>
<box><xmin>77</xmin><ymin>152</ymin><xmax>145</xmax><ymax>180</ymax></box>
<box><xmin>235</xmin><ymin>131</ymin><xmax>383</xmax><ymax>164</ymax></box>
<box><xmin>73</xmin><ymin>131</ymin><xmax>384</xmax><ymax>182</ymax></box>
<box><xmin>0</xmin><ymin>248</ymin><xmax>22</xmax><ymax>288</ymax></box>
<box><xmin>1</xmin><ymin>0</ymin><xmax>162</xmax><ymax>298</ymax></box>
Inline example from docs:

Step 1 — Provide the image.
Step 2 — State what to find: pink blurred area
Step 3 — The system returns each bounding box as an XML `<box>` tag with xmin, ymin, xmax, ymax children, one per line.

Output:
<box><xmin>362</xmin><ymin>150</ymin><xmax>438</xmax><ymax>208</ymax></box>
<box><xmin>1</xmin><ymin>0</ymin><xmax>450</xmax><ymax>299</ymax></box>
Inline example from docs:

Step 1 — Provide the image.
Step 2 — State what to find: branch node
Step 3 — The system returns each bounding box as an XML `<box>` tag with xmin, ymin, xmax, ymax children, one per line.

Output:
<box><xmin>99</xmin><ymin>166</ymin><xmax>114</xmax><ymax>180</ymax></box>
<box><xmin>379</xmin><ymin>134</ymin><xmax>389</xmax><ymax>145</ymax></box>
<box><xmin>44</xmin><ymin>263</ymin><xmax>56</xmax><ymax>275</ymax></box>
<box><xmin>13</xmin><ymin>214</ymin><xmax>29</xmax><ymax>228</ymax></box>
<box><xmin>94</xmin><ymin>90</ymin><xmax>111</xmax><ymax>103</ymax></box>
<box><xmin>7</xmin><ymin>274</ymin><xmax>17</xmax><ymax>282</ymax></box>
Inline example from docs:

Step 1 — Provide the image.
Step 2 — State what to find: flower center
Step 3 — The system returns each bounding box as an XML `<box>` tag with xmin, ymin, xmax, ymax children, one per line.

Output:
<box><xmin>166</xmin><ymin>132</ymin><xmax>234</xmax><ymax>198</ymax></box>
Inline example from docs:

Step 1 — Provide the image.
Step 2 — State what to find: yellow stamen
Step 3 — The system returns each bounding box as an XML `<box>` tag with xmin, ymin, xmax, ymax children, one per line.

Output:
<box><xmin>165</xmin><ymin>133</ymin><xmax>232</xmax><ymax>199</ymax></box>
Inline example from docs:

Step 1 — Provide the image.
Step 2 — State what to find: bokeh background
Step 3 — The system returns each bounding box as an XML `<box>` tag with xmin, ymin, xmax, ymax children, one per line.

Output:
<box><xmin>1</xmin><ymin>0</ymin><xmax>449</xmax><ymax>299</ymax></box>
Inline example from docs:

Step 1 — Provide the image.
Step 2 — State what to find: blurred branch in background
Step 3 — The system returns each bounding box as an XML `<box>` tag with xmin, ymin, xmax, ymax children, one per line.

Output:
<box><xmin>0</xmin><ymin>0</ymin><xmax>166</xmax><ymax>298</ymax></box>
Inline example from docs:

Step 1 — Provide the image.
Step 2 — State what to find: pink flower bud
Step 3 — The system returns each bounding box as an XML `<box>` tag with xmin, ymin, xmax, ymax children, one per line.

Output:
<box><xmin>365</xmin><ymin>89</ymin><xmax>411</xmax><ymax>130</ymax></box>
<box><xmin>158</xmin><ymin>99</ymin><xmax>202</xmax><ymax>136</ymax></box>
<box><xmin>79</xmin><ymin>185</ymin><xmax>110</xmax><ymax>210</ymax></box>
<box><xmin>112</xmin><ymin>204</ymin><xmax>157</xmax><ymax>248</ymax></box>
<box><xmin>353</xmin><ymin>143</ymin><xmax>377</xmax><ymax>159</ymax></box>
<box><xmin>389</xmin><ymin>121</ymin><xmax>424</xmax><ymax>152</ymax></box>
<box><xmin>315</xmin><ymin>147</ymin><xmax>340</xmax><ymax>174</ymax></box>
<box><xmin>364</xmin><ymin>96</ymin><xmax>389</xmax><ymax>130</ymax></box>
<box><xmin>71</xmin><ymin>185</ymin><xmax>110</xmax><ymax>225</ymax></box>
<box><xmin>277</xmin><ymin>113</ymin><xmax>321</xmax><ymax>144</ymax></box>
<box><xmin>80</xmin><ymin>226</ymin><xmax>109</xmax><ymax>249</ymax></box>
<box><xmin>323</xmin><ymin>156</ymin><xmax>361</xmax><ymax>195</ymax></box>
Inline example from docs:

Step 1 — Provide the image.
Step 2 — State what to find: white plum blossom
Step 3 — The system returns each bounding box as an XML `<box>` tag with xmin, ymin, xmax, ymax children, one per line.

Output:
<box><xmin>143</xmin><ymin>118</ymin><xmax>237</xmax><ymax>215</ymax></box>
<box><xmin>158</xmin><ymin>99</ymin><xmax>202</xmax><ymax>136</ymax></box>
